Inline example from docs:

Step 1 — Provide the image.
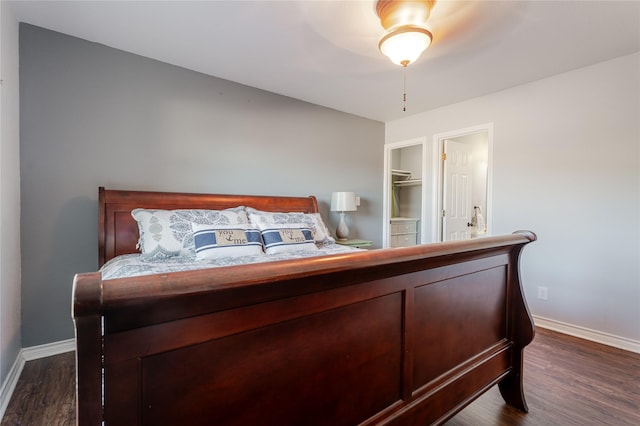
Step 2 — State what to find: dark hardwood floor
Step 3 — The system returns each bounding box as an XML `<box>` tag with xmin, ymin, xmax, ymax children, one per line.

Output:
<box><xmin>2</xmin><ymin>328</ymin><xmax>638</xmax><ymax>425</ymax></box>
<box><xmin>1</xmin><ymin>351</ymin><xmax>75</xmax><ymax>426</ymax></box>
<box><xmin>447</xmin><ymin>328</ymin><xmax>640</xmax><ymax>425</ymax></box>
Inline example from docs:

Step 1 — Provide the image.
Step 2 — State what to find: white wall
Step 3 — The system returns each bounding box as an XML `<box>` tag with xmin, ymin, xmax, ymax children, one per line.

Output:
<box><xmin>0</xmin><ymin>0</ymin><xmax>23</xmax><ymax>385</ymax></box>
<box><xmin>386</xmin><ymin>53</ymin><xmax>640</xmax><ymax>343</ymax></box>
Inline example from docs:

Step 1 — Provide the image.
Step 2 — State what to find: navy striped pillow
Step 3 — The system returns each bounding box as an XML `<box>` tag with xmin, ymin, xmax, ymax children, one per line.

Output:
<box><xmin>192</xmin><ymin>224</ymin><xmax>264</xmax><ymax>260</ymax></box>
<box><xmin>260</xmin><ymin>227</ymin><xmax>317</xmax><ymax>255</ymax></box>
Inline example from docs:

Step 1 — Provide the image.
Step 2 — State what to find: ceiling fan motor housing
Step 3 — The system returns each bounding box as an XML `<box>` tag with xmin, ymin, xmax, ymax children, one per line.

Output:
<box><xmin>376</xmin><ymin>0</ymin><xmax>436</xmax><ymax>31</ymax></box>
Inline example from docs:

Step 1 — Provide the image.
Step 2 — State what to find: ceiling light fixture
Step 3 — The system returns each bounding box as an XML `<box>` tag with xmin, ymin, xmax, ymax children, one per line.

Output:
<box><xmin>376</xmin><ymin>0</ymin><xmax>436</xmax><ymax>111</ymax></box>
<box><xmin>376</xmin><ymin>0</ymin><xmax>435</xmax><ymax>67</ymax></box>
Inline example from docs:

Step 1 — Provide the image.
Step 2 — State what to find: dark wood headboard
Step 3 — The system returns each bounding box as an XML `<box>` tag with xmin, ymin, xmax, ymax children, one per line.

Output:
<box><xmin>98</xmin><ymin>187</ymin><xmax>320</xmax><ymax>267</ymax></box>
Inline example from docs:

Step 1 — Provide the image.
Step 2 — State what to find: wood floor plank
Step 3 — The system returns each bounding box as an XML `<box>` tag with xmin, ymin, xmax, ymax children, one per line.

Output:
<box><xmin>1</xmin><ymin>328</ymin><xmax>638</xmax><ymax>425</ymax></box>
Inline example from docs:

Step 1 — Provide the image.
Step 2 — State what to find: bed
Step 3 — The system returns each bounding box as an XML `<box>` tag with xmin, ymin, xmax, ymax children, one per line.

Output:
<box><xmin>73</xmin><ymin>187</ymin><xmax>536</xmax><ymax>425</ymax></box>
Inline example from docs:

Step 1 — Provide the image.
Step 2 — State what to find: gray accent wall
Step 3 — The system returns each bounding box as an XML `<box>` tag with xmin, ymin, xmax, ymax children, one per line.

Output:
<box><xmin>20</xmin><ymin>24</ymin><xmax>384</xmax><ymax>346</ymax></box>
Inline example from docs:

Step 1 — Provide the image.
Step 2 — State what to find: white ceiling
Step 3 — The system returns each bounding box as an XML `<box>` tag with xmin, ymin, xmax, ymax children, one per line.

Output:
<box><xmin>9</xmin><ymin>0</ymin><xmax>640</xmax><ymax>122</ymax></box>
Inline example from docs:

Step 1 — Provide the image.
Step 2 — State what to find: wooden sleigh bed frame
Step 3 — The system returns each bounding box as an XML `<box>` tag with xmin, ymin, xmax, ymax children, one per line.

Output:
<box><xmin>73</xmin><ymin>187</ymin><xmax>536</xmax><ymax>425</ymax></box>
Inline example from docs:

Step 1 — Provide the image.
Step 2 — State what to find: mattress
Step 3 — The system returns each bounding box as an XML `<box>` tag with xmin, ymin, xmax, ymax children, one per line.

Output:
<box><xmin>100</xmin><ymin>243</ymin><xmax>362</xmax><ymax>280</ymax></box>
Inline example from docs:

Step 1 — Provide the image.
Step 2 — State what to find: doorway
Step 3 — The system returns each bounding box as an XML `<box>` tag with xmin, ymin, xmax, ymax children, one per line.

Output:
<box><xmin>433</xmin><ymin>123</ymin><xmax>493</xmax><ymax>242</ymax></box>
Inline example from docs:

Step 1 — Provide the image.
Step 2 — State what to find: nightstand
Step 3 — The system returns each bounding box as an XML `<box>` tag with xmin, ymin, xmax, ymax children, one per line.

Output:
<box><xmin>336</xmin><ymin>239</ymin><xmax>373</xmax><ymax>249</ymax></box>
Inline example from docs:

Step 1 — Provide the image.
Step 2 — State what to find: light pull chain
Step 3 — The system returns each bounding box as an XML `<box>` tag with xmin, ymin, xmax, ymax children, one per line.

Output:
<box><xmin>403</xmin><ymin>68</ymin><xmax>407</xmax><ymax>112</ymax></box>
<box><xmin>401</xmin><ymin>60</ymin><xmax>409</xmax><ymax>112</ymax></box>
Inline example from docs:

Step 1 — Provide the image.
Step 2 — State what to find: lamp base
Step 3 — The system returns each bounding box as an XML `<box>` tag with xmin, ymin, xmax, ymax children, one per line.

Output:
<box><xmin>336</xmin><ymin>212</ymin><xmax>350</xmax><ymax>240</ymax></box>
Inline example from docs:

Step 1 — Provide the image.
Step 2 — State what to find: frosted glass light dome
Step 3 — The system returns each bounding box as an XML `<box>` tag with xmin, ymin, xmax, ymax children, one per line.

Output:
<box><xmin>379</xmin><ymin>27</ymin><xmax>433</xmax><ymax>66</ymax></box>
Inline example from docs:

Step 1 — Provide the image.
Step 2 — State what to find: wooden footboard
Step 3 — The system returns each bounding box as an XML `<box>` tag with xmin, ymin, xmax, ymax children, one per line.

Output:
<box><xmin>73</xmin><ymin>231</ymin><xmax>536</xmax><ymax>425</ymax></box>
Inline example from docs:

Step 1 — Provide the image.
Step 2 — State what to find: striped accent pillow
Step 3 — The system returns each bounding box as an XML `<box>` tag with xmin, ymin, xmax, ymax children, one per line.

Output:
<box><xmin>192</xmin><ymin>223</ymin><xmax>264</xmax><ymax>260</ymax></box>
<box><xmin>260</xmin><ymin>226</ymin><xmax>318</xmax><ymax>255</ymax></box>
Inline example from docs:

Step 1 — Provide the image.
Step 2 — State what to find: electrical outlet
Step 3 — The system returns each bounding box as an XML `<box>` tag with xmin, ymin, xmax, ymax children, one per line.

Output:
<box><xmin>537</xmin><ymin>286</ymin><xmax>548</xmax><ymax>300</ymax></box>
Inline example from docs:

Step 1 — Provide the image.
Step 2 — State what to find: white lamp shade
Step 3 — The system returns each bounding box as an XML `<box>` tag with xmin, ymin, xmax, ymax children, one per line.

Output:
<box><xmin>331</xmin><ymin>192</ymin><xmax>357</xmax><ymax>212</ymax></box>
<box><xmin>379</xmin><ymin>27</ymin><xmax>432</xmax><ymax>66</ymax></box>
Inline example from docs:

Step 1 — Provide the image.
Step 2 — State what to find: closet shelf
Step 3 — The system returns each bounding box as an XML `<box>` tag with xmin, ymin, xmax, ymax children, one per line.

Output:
<box><xmin>394</xmin><ymin>179</ymin><xmax>422</xmax><ymax>187</ymax></box>
<box><xmin>392</xmin><ymin>169</ymin><xmax>421</xmax><ymax>186</ymax></box>
<box><xmin>391</xmin><ymin>169</ymin><xmax>412</xmax><ymax>178</ymax></box>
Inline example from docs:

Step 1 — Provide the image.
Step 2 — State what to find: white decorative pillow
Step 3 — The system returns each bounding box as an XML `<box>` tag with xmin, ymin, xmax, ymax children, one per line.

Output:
<box><xmin>131</xmin><ymin>207</ymin><xmax>249</xmax><ymax>259</ymax></box>
<box><xmin>191</xmin><ymin>223</ymin><xmax>264</xmax><ymax>260</ymax></box>
<box><xmin>246</xmin><ymin>208</ymin><xmax>335</xmax><ymax>245</ymax></box>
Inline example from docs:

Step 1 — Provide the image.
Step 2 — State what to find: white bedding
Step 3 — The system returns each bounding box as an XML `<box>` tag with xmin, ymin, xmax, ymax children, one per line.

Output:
<box><xmin>100</xmin><ymin>243</ymin><xmax>362</xmax><ymax>280</ymax></box>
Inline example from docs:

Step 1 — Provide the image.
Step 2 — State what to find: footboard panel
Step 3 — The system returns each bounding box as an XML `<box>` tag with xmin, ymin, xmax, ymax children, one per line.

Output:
<box><xmin>413</xmin><ymin>264</ymin><xmax>508</xmax><ymax>389</ymax></box>
<box><xmin>140</xmin><ymin>293</ymin><xmax>403</xmax><ymax>426</ymax></box>
<box><xmin>74</xmin><ymin>232</ymin><xmax>536</xmax><ymax>425</ymax></box>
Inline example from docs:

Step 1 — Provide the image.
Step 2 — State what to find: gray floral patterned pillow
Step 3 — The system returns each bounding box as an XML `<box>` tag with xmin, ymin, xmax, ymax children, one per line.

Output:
<box><xmin>246</xmin><ymin>207</ymin><xmax>335</xmax><ymax>245</ymax></box>
<box><xmin>131</xmin><ymin>207</ymin><xmax>249</xmax><ymax>259</ymax></box>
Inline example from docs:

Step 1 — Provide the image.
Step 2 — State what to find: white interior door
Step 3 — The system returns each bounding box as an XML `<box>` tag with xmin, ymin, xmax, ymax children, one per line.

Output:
<box><xmin>442</xmin><ymin>139</ymin><xmax>473</xmax><ymax>241</ymax></box>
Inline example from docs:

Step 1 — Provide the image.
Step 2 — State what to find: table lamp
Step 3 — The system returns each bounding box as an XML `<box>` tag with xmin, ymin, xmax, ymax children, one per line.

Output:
<box><xmin>330</xmin><ymin>192</ymin><xmax>357</xmax><ymax>240</ymax></box>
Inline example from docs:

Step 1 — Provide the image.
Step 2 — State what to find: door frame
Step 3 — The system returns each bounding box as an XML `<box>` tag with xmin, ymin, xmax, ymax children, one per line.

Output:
<box><xmin>382</xmin><ymin>137</ymin><xmax>428</xmax><ymax>248</ymax></box>
<box><xmin>432</xmin><ymin>123</ymin><xmax>494</xmax><ymax>242</ymax></box>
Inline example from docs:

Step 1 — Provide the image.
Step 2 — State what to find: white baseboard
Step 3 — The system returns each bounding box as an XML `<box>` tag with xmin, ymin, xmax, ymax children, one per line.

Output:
<box><xmin>534</xmin><ymin>315</ymin><xmax>640</xmax><ymax>354</ymax></box>
<box><xmin>21</xmin><ymin>338</ymin><xmax>75</xmax><ymax>361</ymax></box>
<box><xmin>0</xmin><ymin>351</ymin><xmax>25</xmax><ymax>421</ymax></box>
